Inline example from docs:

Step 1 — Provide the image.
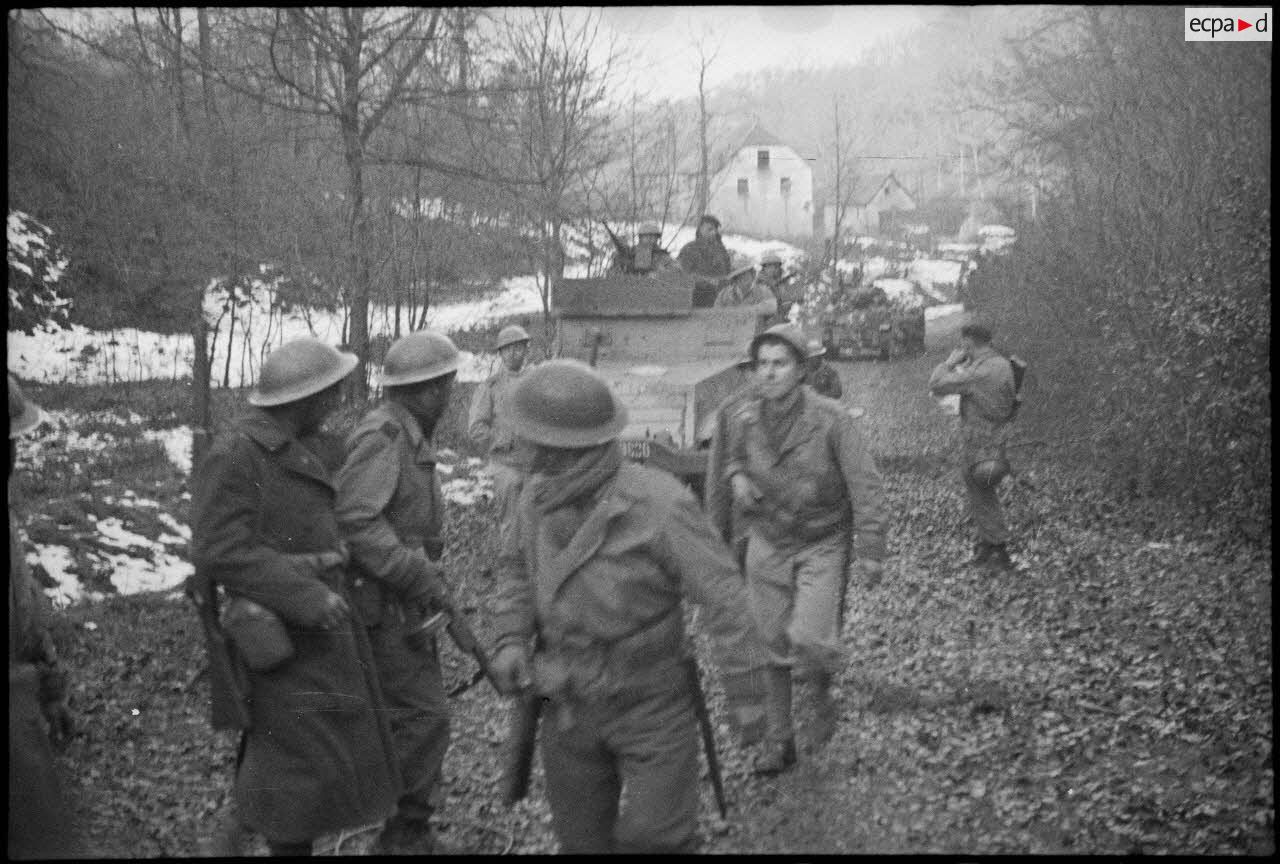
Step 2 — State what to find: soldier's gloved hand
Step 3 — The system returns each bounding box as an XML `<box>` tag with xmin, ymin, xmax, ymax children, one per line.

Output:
<box><xmin>730</xmin><ymin>472</ymin><xmax>763</xmax><ymax>509</ymax></box>
<box><xmin>315</xmin><ymin>590</ymin><xmax>351</xmax><ymax>630</ymax></box>
<box><xmin>491</xmin><ymin>645</ymin><xmax>531</xmax><ymax>696</ymax></box>
<box><xmin>406</xmin><ymin>565</ymin><xmax>452</xmax><ymax>610</ymax></box>
<box><xmin>852</xmin><ymin>558</ymin><xmax>885</xmax><ymax>590</ymax></box>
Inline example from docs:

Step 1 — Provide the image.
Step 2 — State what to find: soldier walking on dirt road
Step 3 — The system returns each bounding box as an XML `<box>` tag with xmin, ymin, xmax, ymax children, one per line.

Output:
<box><xmin>488</xmin><ymin>359</ymin><xmax>767</xmax><ymax>853</ymax></box>
<box><xmin>928</xmin><ymin>320</ymin><xmax>1018</xmax><ymax>572</ymax></box>
<box><xmin>469</xmin><ymin>325</ymin><xmax>534</xmax><ymax>551</ymax></box>
<box><xmin>191</xmin><ymin>338</ymin><xmax>400</xmax><ymax>857</ymax></box>
<box><xmin>713</xmin><ymin>324</ymin><xmax>888</xmax><ymax>775</ymax></box>
<box><xmin>335</xmin><ymin>329</ymin><xmax>462</xmax><ymax>854</ymax></box>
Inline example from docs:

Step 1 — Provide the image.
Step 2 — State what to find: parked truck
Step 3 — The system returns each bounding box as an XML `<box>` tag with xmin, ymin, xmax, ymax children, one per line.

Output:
<box><xmin>551</xmin><ymin>269</ymin><xmax>762</xmax><ymax>490</ymax></box>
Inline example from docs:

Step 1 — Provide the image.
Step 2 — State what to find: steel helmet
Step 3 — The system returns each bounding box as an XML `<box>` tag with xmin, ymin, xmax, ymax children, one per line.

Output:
<box><xmin>970</xmin><ymin>458</ymin><xmax>1011</xmax><ymax>490</ymax></box>
<box><xmin>750</xmin><ymin>323</ymin><xmax>809</xmax><ymax>366</ymax></box>
<box><xmin>761</xmin><ymin>252</ymin><xmax>783</xmax><ymax>267</ymax></box>
<box><xmin>494</xmin><ymin>325</ymin><xmax>531</xmax><ymax>351</ymax></box>
<box><xmin>637</xmin><ymin>222</ymin><xmax>662</xmax><ymax>237</ymax></box>
<box><xmin>509</xmin><ymin>359</ymin><xmax>628</xmax><ymax>448</ymax></box>
<box><xmin>728</xmin><ymin>264</ymin><xmax>756</xmax><ymax>282</ymax></box>
<box><xmin>380</xmin><ymin>329</ymin><xmax>461</xmax><ymax>387</ymax></box>
<box><xmin>8</xmin><ymin>374</ymin><xmax>45</xmax><ymax>438</ymax></box>
<box><xmin>249</xmin><ymin>338</ymin><xmax>358</xmax><ymax>407</ymax></box>
<box><xmin>806</xmin><ymin>338</ymin><xmax>827</xmax><ymax>359</ymax></box>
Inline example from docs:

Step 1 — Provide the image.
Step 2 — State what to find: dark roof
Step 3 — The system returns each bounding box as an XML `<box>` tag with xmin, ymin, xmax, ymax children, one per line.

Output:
<box><xmin>842</xmin><ymin>172</ymin><xmax>916</xmax><ymax>208</ymax></box>
<box><xmin>676</xmin><ymin>116</ymin><xmax>810</xmax><ymax>176</ymax></box>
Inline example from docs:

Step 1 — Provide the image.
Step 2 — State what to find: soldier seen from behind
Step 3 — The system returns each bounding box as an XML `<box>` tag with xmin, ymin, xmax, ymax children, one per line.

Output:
<box><xmin>714</xmin><ymin>324</ymin><xmax>888</xmax><ymax>775</ymax></box>
<box><xmin>714</xmin><ymin>264</ymin><xmax>779</xmax><ymax>318</ymax></box>
<box><xmin>488</xmin><ymin>360</ymin><xmax>768</xmax><ymax>853</ymax></box>
<box><xmin>677</xmin><ymin>214</ymin><xmax>733</xmax><ymax>278</ymax></box>
<box><xmin>334</xmin><ymin>329</ymin><xmax>461</xmax><ymax>854</ymax></box>
<box><xmin>9</xmin><ymin>374</ymin><xmax>81</xmax><ymax>861</ymax></box>
<box><xmin>469</xmin><ymin>325</ymin><xmax>534</xmax><ymax>552</ymax></box>
<box><xmin>928</xmin><ymin>319</ymin><xmax>1018</xmax><ymax>573</ymax></box>
<box><xmin>191</xmin><ymin>338</ymin><xmax>400</xmax><ymax>857</ymax></box>
<box><xmin>805</xmin><ymin>338</ymin><xmax>844</xmax><ymax>401</ymax></box>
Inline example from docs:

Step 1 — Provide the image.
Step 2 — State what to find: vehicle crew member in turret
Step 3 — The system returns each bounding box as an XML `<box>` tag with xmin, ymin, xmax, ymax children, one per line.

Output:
<box><xmin>9</xmin><ymin>374</ymin><xmax>81</xmax><ymax>861</ymax></box>
<box><xmin>714</xmin><ymin>323</ymin><xmax>888</xmax><ymax>775</ymax></box>
<box><xmin>334</xmin><ymin>329</ymin><xmax>461</xmax><ymax>854</ymax></box>
<box><xmin>677</xmin><ymin>214</ymin><xmax>733</xmax><ymax>278</ymax></box>
<box><xmin>488</xmin><ymin>359</ymin><xmax>767</xmax><ymax>853</ymax></box>
<box><xmin>805</xmin><ymin>338</ymin><xmax>844</xmax><ymax>400</ymax></box>
<box><xmin>610</xmin><ymin>223</ymin><xmax>678</xmax><ymax>275</ymax></box>
<box><xmin>469</xmin><ymin>325</ymin><xmax>534</xmax><ymax>551</ymax></box>
<box><xmin>192</xmin><ymin>338</ymin><xmax>400</xmax><ymax>857</ymax></box>
<box><xmin>928</xmin><ymin>320</ymin><xmax>1017</xmax><ymax>573</ymax></box>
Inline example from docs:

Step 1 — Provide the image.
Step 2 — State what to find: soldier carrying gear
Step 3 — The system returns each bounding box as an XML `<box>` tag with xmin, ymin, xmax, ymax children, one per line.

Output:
<box><xmin>756</xmin><ymin>251</ymin><xmax>798</xmax><ymax>323</ymax></box>
<box><xmin>334</xmin><ymin>328</ymin><xmax>462</xmax><ymax>854</ymax></box>
<box><xmin>192</xmin><ymin>338</ymin><xmax>401</xmax><ymax>857</ymax></box>
<box><xmin>712</xmin><ymin>324</ymin><xmax>889</xmax><ymax>775</ymax></box>
<box><xmin>928</xmin><ymin>318</ymin><xmax>1018</xmax><ymax>573</ymax></box>
<box><xmin>9</xmin><ymin>374</ymin><xmax>81</xmax><ymax>861</ymax></box>
<box><xmin>805</xmin><ymin>338</ymin><xmax>844</xmax><ymax>401</ymax></box>
<box><xmin>470</xmin><ymin>325</ymin><xmax>534</xmax><ymax>554</ymax></box>
<box><xmin>489</xmin><ymin>359</ymin><xmax>768</xmax><ymax>853</ymax></box>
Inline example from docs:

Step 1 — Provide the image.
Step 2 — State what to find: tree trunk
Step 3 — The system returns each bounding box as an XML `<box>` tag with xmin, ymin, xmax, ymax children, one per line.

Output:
<box><xmin>698</xmin><ymin>62</ymin><xmax>710</xmax><ymax>220</ymax></box>
<box><xmin>191</xmin><ymin>7</ymin><xmax>216</xmax><ymax>470</ymax></box>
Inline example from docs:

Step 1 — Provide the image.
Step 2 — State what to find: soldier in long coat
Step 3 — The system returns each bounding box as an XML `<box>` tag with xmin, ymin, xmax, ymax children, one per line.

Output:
<box><xmin>677</xmin><ymin>214</ymin><xmax>733</xmax><ymax>278</ymax></box>
<box><xmin>488</xmin><ymin>360</ymin><xmax>767</xmax><ymax>853</ymax></box>
<box><xmin>468</xmin><ymin>325</ymin><xmax>534</xmax><ymax>551</ymax></box>
<box><xmin>714</xmin><ymin>324</ymin><xmax>888</xmax><ymax>774</ymax></box>
<box><xmin>9</xmin><ymin>375</ymin><xmax>80</xmax><ymax>860</ymax></box>
<box><xmin>335</xmin><ymin>330</ymin><xmax>460</xmax><ymax>853</ymax></box>
<box><xmin>191</xmin><ymin>339</ymin><xmax>400</xmax><ymax>856</ymax></box>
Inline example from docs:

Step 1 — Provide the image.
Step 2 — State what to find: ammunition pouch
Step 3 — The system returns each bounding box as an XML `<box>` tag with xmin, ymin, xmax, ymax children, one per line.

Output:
<box><xmin>533</xmin><ymin>606</ymin><xmax>683</xmax><ymax>706</ymax></box>
<box><xmin>221</xmin><ymin>597</ymin><xmax>294</xmax><ymax>672</ymax></box>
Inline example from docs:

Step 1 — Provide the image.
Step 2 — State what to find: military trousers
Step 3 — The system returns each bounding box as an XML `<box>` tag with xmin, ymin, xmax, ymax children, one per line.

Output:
<box><xmin>367</xmin><ymin>614</ymin><xmax>450</xmax><ymax>824</ymax></box>
<box><xmin>745</xmin><ymin>529</ymin><xmax>849</xmax><ymax>677</ymax></box>
<box><xmin>9</xmin><ymin>666</ymin><xmax>78</xmax><ymax>860</ymax></box>
<box><xmin>961</xmin><ymin>463</ymin><xmax>1010</xmax><ymax>545</ymax></box>
<box><xmin>541</xmin><ymin>680</ymin><xmax>700</xmax><ymax>853</ymax></box>
<box><xmin>489</xmin><ymin>462</ymin><xmax>525</xmax><ymax>553</ymax></box>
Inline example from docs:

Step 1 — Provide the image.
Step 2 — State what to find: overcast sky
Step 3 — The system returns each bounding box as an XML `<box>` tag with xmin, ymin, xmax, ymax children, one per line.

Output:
<box><xmin>593</xmin><ymin>5</ymin><xmax>935</xmax><ymax>102</ymax></box>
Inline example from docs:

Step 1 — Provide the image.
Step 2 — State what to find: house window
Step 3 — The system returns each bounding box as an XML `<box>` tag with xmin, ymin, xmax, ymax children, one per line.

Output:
<box><xmin>737</xmin><ymin>178</ymin><xmax>749</xmax><ymax>197</ymax></box>
<box><xmin>780</xmin><ymin>177</ymin><xmax>792</xmax><ymax>196</ymax></box>
<box><xmin>757</xmin><ymin>149</ymin><xmax>770</xmax><ymax>169</ymax></box>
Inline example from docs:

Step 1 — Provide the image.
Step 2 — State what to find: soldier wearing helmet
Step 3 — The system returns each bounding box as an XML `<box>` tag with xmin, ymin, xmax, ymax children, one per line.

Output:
<box><xmin>928</xmin><ymin>319</ymin><xmax>1017</xmax><ymax>573</ymax></box>
<box><xmin>469</xmin><ymin>324</ymin><xmax>533</xmax><ymax>552</ymax></box>
<box><xmin>333</xmin><ymin>329</ymin><xmax>461</xmax><ymax>853</ymax></box>
<box><xmin>9</xmin><ymin>374</ymin><xmax>81</xmax><ymax>860</ymax></box>
<box><xmin>488</xmin><ymin>360</ymin><xmax>767</xmax><ymax>853</ymax></box>
<box><xmin>804</xmin><ymin>339</ymin><xmax>843</xmax><ymax>401</ymax></box>
<box><xmin>714</xmin><ymin>264</ymin><xmax>778</xmax><ymax>318</ymax></box>
<box><xmin>677</xmin><ymin>214</ymin><xmax>733</xmax><ymax>279</ymax></box>
<box><xmin>610</xmin><ymin>222</ymin><xmax>678</xmax><ymax>275</ymax></box>
<box><xmin>191</xmin><ymin>339</ymin><xmax>400</xmax><ymax>856</ymax></box>
<box><xmin>712</xmin><ymin>324</ymin><xmax>888</xmax><ymax>775</ymax></box>
<box><xmin>755</xmin><ymin>251</ymin><xmax>798</xmax><ymax>323</ymax></box>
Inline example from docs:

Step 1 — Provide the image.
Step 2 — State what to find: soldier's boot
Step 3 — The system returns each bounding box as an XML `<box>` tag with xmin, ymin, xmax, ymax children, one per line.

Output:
<box><xmin>807</xmin><ymin>672</ymin><xmax>838</xmax><ymax>750</ymax></box>
<box><xmin>754</xmin><ymin>666</ymin><xmax>797</xmax><ymax>775</ymax></box>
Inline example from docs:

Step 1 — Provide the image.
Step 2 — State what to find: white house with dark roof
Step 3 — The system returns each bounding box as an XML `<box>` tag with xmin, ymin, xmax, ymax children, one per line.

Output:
<box><xmin>697</xmin><ymin>121</ymin><xmax>816</xmax><ymax>240</ymax></box>
<box><xmin>821</xmin><ymin>172</ymin><xmax>918</xmax><ymax>238</ymax></box>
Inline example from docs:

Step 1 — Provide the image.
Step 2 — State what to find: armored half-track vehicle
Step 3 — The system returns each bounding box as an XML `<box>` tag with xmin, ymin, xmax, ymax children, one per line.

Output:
<box><xmin>552</xmin><ymin>269</ymin><xmax>762</xmax><ymax>487</ymax></box>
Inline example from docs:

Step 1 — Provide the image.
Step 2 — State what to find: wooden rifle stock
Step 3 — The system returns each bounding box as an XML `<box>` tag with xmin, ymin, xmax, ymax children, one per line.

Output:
<box><xmin>500</xmin><ymin>686</ymin><xmax>543</xmax><ymax>806</ymax></box>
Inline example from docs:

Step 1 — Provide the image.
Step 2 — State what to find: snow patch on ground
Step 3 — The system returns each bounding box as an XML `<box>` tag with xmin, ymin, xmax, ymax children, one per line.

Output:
<box><xmin>26</xmin><ymin>543</ymin><xmax>88</xmax><ymax>607</ymax></box>
<box><xmin>141</xmin><ymin>427</ymin><xmax>193</xmax><ymax>475</ymax></box>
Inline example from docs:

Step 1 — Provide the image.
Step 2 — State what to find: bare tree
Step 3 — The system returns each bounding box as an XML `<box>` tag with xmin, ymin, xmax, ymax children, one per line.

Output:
<box><xmin>691</xmin><ymin>31</ymin><xmax>722</xmax><ymax>221</ymax></box>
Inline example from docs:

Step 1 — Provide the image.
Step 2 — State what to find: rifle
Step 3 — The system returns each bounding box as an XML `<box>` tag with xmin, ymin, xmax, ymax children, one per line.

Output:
<box><xmin>186</xmin><ymin>575</ymin><xmax>252</xmax><ymax>731</ymax></box>
<box><xmin>601</xmin><ymin>220</ymin><xmax>635</xmax><ymax>272</ymax></box>
<box><xmin>405</xmin><ymin>598</ymin><xmax>501</xmax><ymax>698</ymax></box>
<box><xmin>684</xmin><ymin>657</ymin><xmax>728</xmax><ymax>819</ymax></box>
<box><xmin>500</xmin><ymin>685</ymin><xmax>543</xmax><ymax>806</ymax></box>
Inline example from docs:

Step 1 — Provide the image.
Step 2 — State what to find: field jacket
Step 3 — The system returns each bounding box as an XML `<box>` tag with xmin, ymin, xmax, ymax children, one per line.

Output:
<box><xmin>928</xmin><ymin>345</ymin><xmax>1016</xmax><ymax>465</ymax></box>
<box><xmin>718</xmin><ymin>386</ymin><xmax>888</xmax><ymax>561</ymax></box>
<box><xmin>191</xmin><ymin>407</ymin><xmax>400</xmax><ymax>843</ymax></box>
<box><xmin>677</xmin><ymin>236</ymin><xmax>732</xmax><ymax>278</ymax></box>
<box><xmin>467</xmin><ymin>365</ymin><xmax>531</xmax><ymax>470</ymax></box>
<box><xmin>492</xmin><ymin>461</ymin><xmax>765</xmax><ymax>705</ymax></box>
<box><xmin>335</xmin><ymin>400</ymin><xmax>446</xmax><ymax>622</ymax></box>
